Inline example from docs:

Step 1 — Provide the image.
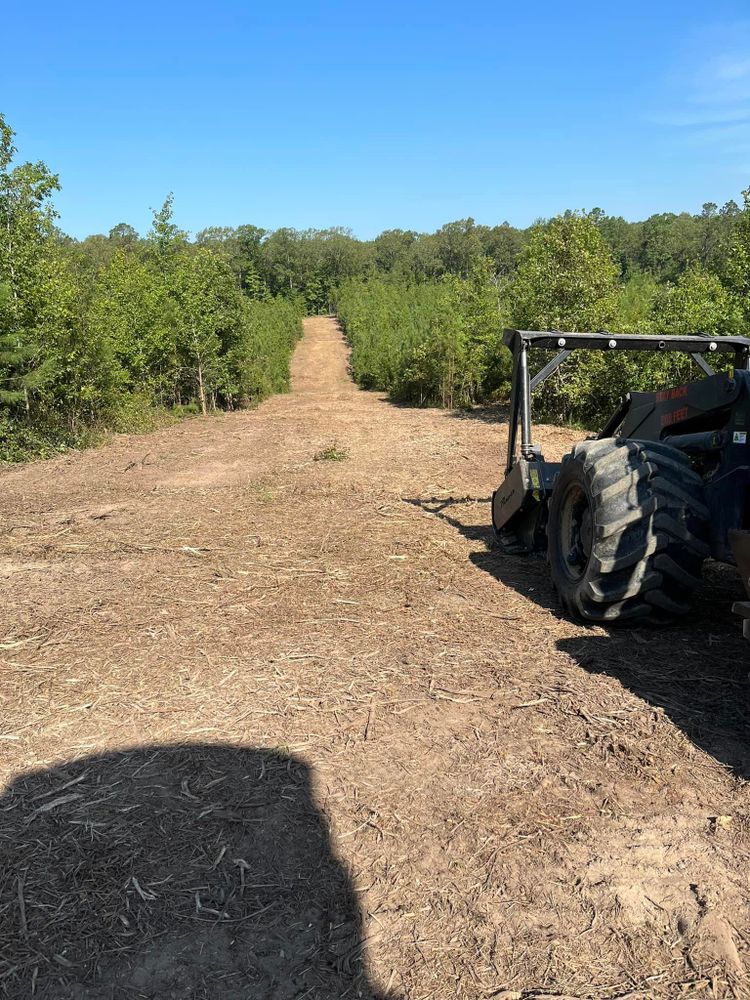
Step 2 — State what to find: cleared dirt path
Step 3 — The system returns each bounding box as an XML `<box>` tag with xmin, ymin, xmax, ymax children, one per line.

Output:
<box><xmin>1</xmin><ymin>316</ymin><xmax>750</xmax><ymax>999</ymax></box>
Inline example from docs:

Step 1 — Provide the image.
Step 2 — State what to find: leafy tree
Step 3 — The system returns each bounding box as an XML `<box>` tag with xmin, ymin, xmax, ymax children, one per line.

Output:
<box><xmin>0</xmin><ymin>112</ymin><xmax>61</xmax><ymax>416</ymax></box>
<box><xmin>726</xmin><ymin>187</ymin><xmax>750</xmax><ymax>323</ymax></box>
<box><xmin>0</xmin><ymin>282</ymin><xmax>30</xmax><ymax>405</ymax></box>
<box><xmin>434</xmin><ymin>219</ymin><xmax>484</xmax><ymax>278</ymax></box>
<box><xmin>234</xmin><ymin>224</ymin><xmax>267</xmax><ymax>289</ymax></box>
<box><xmin>147</xmin><ymin>194</ymin><xmax>187</xmax><ymax>272</ymax></box>
<box><xmin>401</xmin><ymin>233</ymin><xmax>442</xmax><ymax>282</ymax></box>
<box><xmin>476</xmin><ymin>223</ymin><xmax>524</xmax><ymax>275</ymax></box>
<box><xmin>173</xmin><ymin>247</ymin><xmax>237</xmax><ymax>414</ymax></box>
<box><xmin>444</xmin><ymin>256</ymin><xmax>510</xmax><ymax>401</ymax></box>
<box><xmin>109</xmin><ymin>223</ymin><xmax>140</xmax><ymax>248</ymax></box>
<box><xmin>655</xmin><ymin>263</ymin><xmax>740</xmax><ymax>337</ymax></box>
<box><xmin>372</xmin><ymin>229</ymin><xmax>418</xmax><ymax>273</ymax></box>
<box><xmin>35</xmin><ymin>252</ymin><xmax>125</xmax><ymax>428</ymax></box>
<box><xmin>243</xmin><ymin>259</ymin><xmax>270</xmax><ymax>302</ymax></box>
<box><xmin>338</xmin><ymin>262</ymin><xmax>508</xmax><ymax>409</ymax></box>
<box><xmin>613</xmin><ymin>272</ymin><xmax>659</xmax><ymax>332</ymax></box>
<box><xmin>261</xmin><ymin>228</ymin><xmax>309</xmax><ymax>295</ymax></box>
<box><xmin>88</xmin><ymin>248</ymin><xmax>176</xmax><ymax>402</ymax></box>
<box><xmin>594</xmin><ymin>212</ymin><xmax>642</xmax><ymax>277</ymax></box>
<box><xmin>510</xmin><ymin>214</ymin><xmax>618</xmax><ymax>330</ymax></box>
<box><xmin>304</xmin><ymin>271</ymin><xmax>326</xmax><ymax>314</ymax></box>
<box><xmin>315</xmin><ymin>227</ymin><xmax>365</xmax><ymax>306</ymax></box>
<box><xmin>638</xmin><ymin>212</ymin><xmax>700</xmax><ymax>281</ymax></box>
<box><xmin>228</xmin><ymin>296</ymin><xmax>303</xmax><ymax>405</ymax></box>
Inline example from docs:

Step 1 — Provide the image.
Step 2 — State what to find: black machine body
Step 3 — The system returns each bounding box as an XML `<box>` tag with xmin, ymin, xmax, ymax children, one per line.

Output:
<box><xmin>492</xmin><ymin>329</ymin><xmax>750</xmax><ymax>628</ymax></box>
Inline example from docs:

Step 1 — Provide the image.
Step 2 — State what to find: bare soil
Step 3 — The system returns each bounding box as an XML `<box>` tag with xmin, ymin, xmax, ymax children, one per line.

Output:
<box><xmin>1</xmin><ymin>316</ymin><xmax>749</xmax><ymax>999</ymax></box>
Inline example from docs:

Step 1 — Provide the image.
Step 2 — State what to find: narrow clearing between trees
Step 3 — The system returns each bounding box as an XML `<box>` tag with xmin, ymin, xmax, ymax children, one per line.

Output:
<box><xmin>1</xmin><ymin>316</ymin><xmax>749</xmax><ymax>999</ymax></box>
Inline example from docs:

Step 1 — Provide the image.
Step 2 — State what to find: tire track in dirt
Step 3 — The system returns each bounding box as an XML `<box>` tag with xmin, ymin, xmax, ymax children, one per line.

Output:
<box><xmin>0</xmin><ymin>316</ymin><xmax>749</xmax><ymax>998</ymax></box>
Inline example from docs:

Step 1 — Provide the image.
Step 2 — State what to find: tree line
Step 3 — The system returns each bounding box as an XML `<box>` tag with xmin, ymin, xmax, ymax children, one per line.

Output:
<box><xmin>0</xmin><ymin>115</ymin><xmax>302</xmax><ymax>461</ymax></box>
<box><xmin>71</xmin><ymin>203</ymin><xmax>750</xmax><ymax>429</ymax></box>
<box><xmin>79</xmin><ymin>204</ymin><xmax>743</xmax><ymax>310</ymax></box>
<box><xmin>3</xmin><ymin>104</ymin><xmax>750</xmax><ymax>460</ymax></box>
<box><xmin>337</xmin><ymin>204</ymin><xmax>750</xmax><ymax>425</ymax></box>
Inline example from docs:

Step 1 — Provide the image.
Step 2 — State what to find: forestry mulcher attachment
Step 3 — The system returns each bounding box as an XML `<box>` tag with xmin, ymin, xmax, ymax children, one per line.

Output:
<box><xmin>492</xmin><ymin>329</ymin><xmax>750</xmax><ymax>632</ymax></box>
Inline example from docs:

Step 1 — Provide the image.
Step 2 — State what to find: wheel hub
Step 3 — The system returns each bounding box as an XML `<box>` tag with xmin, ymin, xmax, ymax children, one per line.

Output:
<box><xmin>560</xmin><ymin>483</ymin><xmax>592</xmax><ymax>580</ymax></box>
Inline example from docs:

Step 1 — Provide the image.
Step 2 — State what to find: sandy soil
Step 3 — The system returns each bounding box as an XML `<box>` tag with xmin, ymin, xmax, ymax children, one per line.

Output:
<box><xmin>1</xmin><ymin>316</ymin><xmax>749</xmax><ymax>999</ymax></box>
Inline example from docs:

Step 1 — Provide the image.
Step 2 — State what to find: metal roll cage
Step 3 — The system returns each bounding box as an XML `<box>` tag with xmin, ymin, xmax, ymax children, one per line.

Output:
<box><xmin>504</xmin><ymin>329</ymin><xmax>750</xmax><ymax>475</ymax></box>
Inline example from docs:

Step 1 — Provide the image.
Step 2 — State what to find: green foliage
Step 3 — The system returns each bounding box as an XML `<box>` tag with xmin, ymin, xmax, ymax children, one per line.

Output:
<box><xmin>2</xmin><ymin>103</ymin><xmax>749</xmax><ymax>456</ymax></box>
<box><xmin>508</xmin><ymin>215</ymin><xmax>620</xmax><ymax>424</ymax></box>
<box><xmin>0</xmin><ymin>114</ymin><xmax>303</xmax><ymax>463</ymax></box>
<box><xmin>227</xmin><ymin>296</ymin><xmax>303</xmax><ymax>405</ymax></box>
<box><xmin>510</xmin><ymin>214</ymin><xmax>619</xmax><ymax>331</ymax></box>
<box><xmin>314</xmin><ymin>442</ymin><xmax>348</xmax><ymax>461</ymax></box>
<box><xmin>337</xmin><ymin>257</ymin><xmax>509</xmax><ymax>408</ymax></box>
<box><xmin>0</xmin><ymin>412</ymin><xmax>86</xmax><ymax>463</ymax></box>
<box><xmin>654</xmin><ymin>263</ymin><xmax>740</xmax><ymax>337</ymax></box>
<box><xmin>613</xmin><ymin>272</ymin><xmax>659</xmax><ymax>332</ymax></box>
<box><xmin>726</xmin><ymin>187</ymin><xmax>750</xmax><ymax>325</ymax></box>
<box><xmin>341</xmin><ymin>205</ymin><xmax>748</xmax><ymax>428</ymax></box>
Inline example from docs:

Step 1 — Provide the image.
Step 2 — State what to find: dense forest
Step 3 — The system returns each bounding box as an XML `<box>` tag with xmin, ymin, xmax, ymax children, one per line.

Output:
<box><xmin>2</xmin><ymin>108</ymin><xmax>749</xmax><ymax>460</ymax></box>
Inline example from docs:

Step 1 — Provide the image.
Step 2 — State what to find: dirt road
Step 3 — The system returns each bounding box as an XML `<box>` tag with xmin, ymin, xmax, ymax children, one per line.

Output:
<box><xmin>1</xmin><ymin>316</ymin><xmax>749</xmax><ymax>999</ymax></box>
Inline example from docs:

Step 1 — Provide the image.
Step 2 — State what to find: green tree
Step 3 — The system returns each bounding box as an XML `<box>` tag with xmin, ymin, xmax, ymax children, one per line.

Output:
<box><xmin>726</xmin><ymin>187</ymin><xmax>750</xmax><ymax>322</ymax></box>
<box><xmin>0</xmin><ymin>112</ymin><xmax>61</xmax><ymax>415</ymax></box>
<box><xmin>434</xmin><ymin>219</ymin><xmax>484</xmax><ymax>277</ymax></box>
<box><xmin>34</xmin><ymin>251</ymin><xmax>125</xmax><ymax>428</ymax></box>
<box><xmin>510</xmin><ymin>214</ymin><xmax>619</xmax><ymax>330</ymax></box>
<box><xmin>476</xmin><ymin>222</ymin><xmax>524</xmax><ymax>276</ymax></box>
<box><xmin>147</xmin><ymin>194</ymin><xmax>187</xmax><ymax>273</ymax></box>
<box><xmin>614</xmin><ymin>272</ymin><xmax>659</xmax><ymax>332</ymax></box>
<box><xmin>655</xmin><ymin>263</ymin><xmax>740</xmax><ymax>337</ymax></box>
<box><xmin>173</xmin><ymin>247</ymin><xmax>237</xmax><ymax>414</ymax></box>
<box><xmin>0</xmin><ymin>282</ymin><xmax>30</xmax><ymax>405</ymax></box>
<box><xmin>371</xmin><ymin>229</ymin><xmax>418</xmax><ymax>274</ymax></box>
<box><xmin>109</xmin><ymin>223</ymin><xmax>140</xmax><ymax>248</ymax></box>
<box><xmin>637</xmin><ymin>212</ymin><xmax>699</xmax><ymax>281</ymax></box>
<box><xmin>88</xmin><ymin>248</ymin><xmax>177</xmax><ymax>403</ymax></box>
<box><xmin>261</xmin><ymin>228</ymin><xmax>308</xmax><ymax>295</ymax></box>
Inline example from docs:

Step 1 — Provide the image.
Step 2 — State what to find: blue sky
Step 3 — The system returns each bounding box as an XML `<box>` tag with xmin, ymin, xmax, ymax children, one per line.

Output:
<box><xmin>2</xmin><ymin>1</ymin><xmax>750</xmax><ymax>239</ymax></box>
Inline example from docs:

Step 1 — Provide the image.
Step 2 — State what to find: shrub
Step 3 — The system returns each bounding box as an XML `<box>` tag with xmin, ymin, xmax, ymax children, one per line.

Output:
<box><xmin>337</xmin><ymin>259</ymin><xmax>510</xmax><ymax>408</ymax></box>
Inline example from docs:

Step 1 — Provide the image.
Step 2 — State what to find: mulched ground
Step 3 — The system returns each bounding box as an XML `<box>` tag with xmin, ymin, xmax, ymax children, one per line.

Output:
<box><xmin>0</xmin><ymin>316</ymin><xmax>749</xmax><ymax>999</ymax></box>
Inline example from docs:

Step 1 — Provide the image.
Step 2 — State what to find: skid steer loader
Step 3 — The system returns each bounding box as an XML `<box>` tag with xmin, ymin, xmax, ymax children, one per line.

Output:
<box><xmin>492</xmin><ymin>329</ymin><xmax>750</xmax><ymax>632</ymax></box>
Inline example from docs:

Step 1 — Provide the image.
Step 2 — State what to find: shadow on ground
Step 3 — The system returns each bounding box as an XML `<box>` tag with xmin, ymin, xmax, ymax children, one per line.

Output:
<box><xmin>408</xmin><ymin>495</ymin><xmax>750</xmax><ymax>779</ymax></box>
<box><xmin>373</xmin><ymin>395</ymin><xmax>508</xmax><ymax>425</ymax></box>
<box><xmin>445</xmin><ymin>404</ymin><xmax>509</xmax><ymax>425</ymax></box>
<box><xmin>403</xmin><ymin>495</ymin><xmax>559</xmax><ymax>613</ymax></box>
<box><xmin>558</xmin><ymin>564</ymin><xmax>750</xmax><ymax>779</ymax></box>
<box><xmin>0</xmin><ymin>744</ymin><xmax>390</xmax><ymax>1000</ymax></box>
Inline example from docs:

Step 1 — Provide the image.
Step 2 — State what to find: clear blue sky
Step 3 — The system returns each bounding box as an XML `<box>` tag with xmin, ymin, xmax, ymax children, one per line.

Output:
<box><xmin>2</xmin><ymin>1</ymin><xmax>749</xmax><ymax>240</ymax></box>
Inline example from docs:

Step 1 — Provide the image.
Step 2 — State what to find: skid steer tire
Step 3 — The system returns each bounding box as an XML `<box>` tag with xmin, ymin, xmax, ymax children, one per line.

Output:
<box><xmin>547</xmin><ymin>438</ymin><xmax>709</xmax><ymax>624</ymax></box>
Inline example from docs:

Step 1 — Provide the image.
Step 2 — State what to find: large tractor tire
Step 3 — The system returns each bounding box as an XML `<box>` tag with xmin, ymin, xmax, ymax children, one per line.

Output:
<box><xmin>547</xmin><ymin>439</ymin><xmax>709</xmax><ymax>624</ymax></box>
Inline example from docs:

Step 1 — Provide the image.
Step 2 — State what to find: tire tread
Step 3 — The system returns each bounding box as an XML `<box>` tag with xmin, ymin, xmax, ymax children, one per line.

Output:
<box><xmin>547</xmin><ymin>438</ymin><xmax>708</xmax><ymax>625</ymax></box>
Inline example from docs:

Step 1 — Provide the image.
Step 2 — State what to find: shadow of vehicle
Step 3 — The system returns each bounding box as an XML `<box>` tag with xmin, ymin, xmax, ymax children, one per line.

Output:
<box><xmin>407</xmin><ymin>495</ymin><xmax>750</xmax><ymax>777</ymax></box>
<box><xmin>557</xmin><ymin>562</ymin><xmax>750</xmax><ymax>779</ymax></box>
<box><xmin>403</xmin><ymin>495</ymin><xmax>561</xmax><ymax>614</ymax></box>
<box><xmin>0</xmin><ymin>744</ymin><xmax>389</xmax><ymax>1000</ymax></box>
<box><xmin>402</xmin><ymin>495</ymin><xmax>494</xmax><ymax>545</ymax></box>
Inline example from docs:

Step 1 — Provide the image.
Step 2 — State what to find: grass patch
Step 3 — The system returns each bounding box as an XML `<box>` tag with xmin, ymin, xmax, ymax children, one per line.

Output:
<box><xmin>314</xmin><ymin>442</ymin><xmax>349</xmax><ymax>462</ymax></box>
